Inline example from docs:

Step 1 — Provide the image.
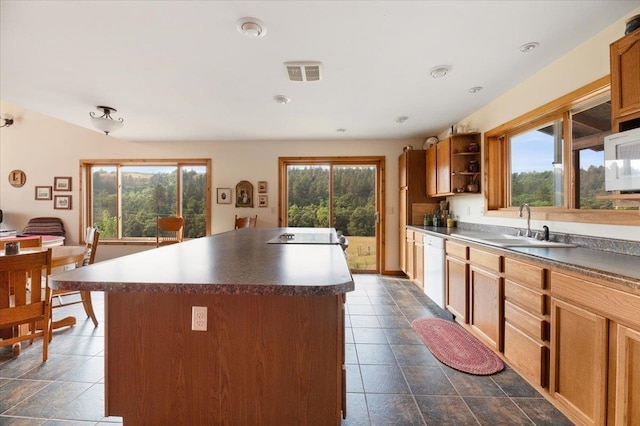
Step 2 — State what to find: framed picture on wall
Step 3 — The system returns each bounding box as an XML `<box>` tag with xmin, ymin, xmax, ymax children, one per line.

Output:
<box><xmin>258</xmin><ymin>195</ymin><xmax>268</xmax><ymax>207</ymax></box>
<box><xmin>235</xmin><ymin>180</ymin><xmax>253</xmax><ymax>207</ymax></box>
<box><xmin>54</xmin><ymin>195</ymin><xmax>72</xmax><ymax>209</ymax></box>
<box><xmin>54</xmin><ymin>176</ymin><xmax>72</xmax><ymax>191</ymax></box>
<box><xmin>258</xmin><ymin>181</ymin><xmax>267</xmax><ymax>193</ymax></box>
<box><xmin>217</xmin><ymin>188</ymin><xmax>232</xmax><ymax>204</ymax></box>
<box><xmin>35</xmin><ymin>186</ymin><xmax>52</xmax><ymax>200</ymax></box>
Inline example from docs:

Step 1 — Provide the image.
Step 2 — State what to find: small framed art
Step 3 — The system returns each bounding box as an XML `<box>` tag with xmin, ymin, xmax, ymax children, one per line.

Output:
<box><xmin>258</xmin><ymin>181</ymin><xmax>267</xmax><ymax>193</ymax></box>
<box><xmin>54</xmin><ymin>176</ymin><xmax>72</xmax><ymax>191</ymax></box>
<box><xmin>217</xmin><ymin>188</ymin><xmax>232</xmax><ymax>204</ymax></box>
<box><xmin>258</xmin><ymin>195</ymin><xmax>268</xmax><ymax>207</ymax></box>
<box><xmin>235</xmin><ymin>180</ymin><xmax>253</xmax><ymax>207</ymax></box>
<box><xmin>54</xmin><ymin>195</ymin><xmax>72</xmax><ymax>210</ymax></box>
<box><xmin>35</xmin><ymin>186</ymin><xmax>52</xmax><ymax>200</ymax></box>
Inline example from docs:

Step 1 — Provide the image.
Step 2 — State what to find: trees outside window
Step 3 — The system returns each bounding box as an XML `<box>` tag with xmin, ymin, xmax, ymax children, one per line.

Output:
<box><xmin>84</xmin><ymin>160</ymin><xmax>210</xmax><ymax>241</ymax></box>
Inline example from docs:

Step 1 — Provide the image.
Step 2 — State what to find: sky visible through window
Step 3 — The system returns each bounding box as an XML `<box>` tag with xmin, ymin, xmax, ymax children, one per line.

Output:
<box><xmin>511</xmin><ymin>131</ymin><xmax>601</xmax><ymax>173</ymax></box>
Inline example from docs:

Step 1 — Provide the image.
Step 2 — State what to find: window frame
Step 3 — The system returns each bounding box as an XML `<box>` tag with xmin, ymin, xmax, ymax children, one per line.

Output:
<box><xmin>80</xmin><ymin>158</ymin><xmax>212</xmax><ymax>244</ymax></box>
<box><xmin>484</xmin><ymin>76</ymin><xmax>639</xmax><ymax>226</ymax></box>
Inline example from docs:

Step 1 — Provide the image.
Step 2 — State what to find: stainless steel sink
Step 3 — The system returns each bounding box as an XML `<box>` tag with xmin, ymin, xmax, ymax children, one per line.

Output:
<box><xmin>450</xmin><ymin>232</ymin><xmax>577</xmax><ymax>248</ymax></box>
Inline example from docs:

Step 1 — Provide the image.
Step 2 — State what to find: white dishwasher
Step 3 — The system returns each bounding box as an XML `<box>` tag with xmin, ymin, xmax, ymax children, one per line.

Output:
<box><xmin>423</xmin><ymin>233</ymin><xmax>445</xmax><ymax>309</ymax></box>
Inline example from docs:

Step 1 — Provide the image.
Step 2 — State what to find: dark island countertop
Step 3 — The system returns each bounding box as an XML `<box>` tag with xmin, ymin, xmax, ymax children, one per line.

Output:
<box><xmin>50</xmin><ymin>227</ymin><xmax>354</xmax><ymax>296</ymax></box>
<box><xmin>408</xmin><ymin>225</ymin><xmax>640</xmax><ymax>291</ymax></box>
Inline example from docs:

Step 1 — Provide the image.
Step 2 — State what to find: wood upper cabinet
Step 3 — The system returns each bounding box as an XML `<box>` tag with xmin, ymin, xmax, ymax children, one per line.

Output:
<box><xmin>611</xmin><ymin>30</ymin><xmax>640</xmax><ymax>132</ymax></box>
<box><xmin>399</xmin><ymin>150</ymin><xmax>437</xmax><ymax>278</ymax></box>
<box><xmin>426</xmin><ymin>133</ymin><xmax>481</xmax><ymax>197</ymax></box>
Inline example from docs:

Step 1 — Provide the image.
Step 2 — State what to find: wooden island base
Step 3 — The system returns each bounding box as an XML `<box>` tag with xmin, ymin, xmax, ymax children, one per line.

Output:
<box><xmin>105</xmin><ymin>291</ymin><xmax>345</xmax><ymax>425</ymax></box>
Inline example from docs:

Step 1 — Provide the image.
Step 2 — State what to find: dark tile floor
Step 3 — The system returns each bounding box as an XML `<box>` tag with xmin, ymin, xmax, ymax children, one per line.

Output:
<box><xmin>0</xmin><ymin>275</ymin><xmax>574</xmax><ymax>425</ymax></box>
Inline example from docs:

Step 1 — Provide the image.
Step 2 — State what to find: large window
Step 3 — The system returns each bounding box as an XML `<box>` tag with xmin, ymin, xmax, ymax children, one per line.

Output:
<box><xmin>485</xmin><ymin>77</ymin><xmax>638</xmax><ymax>225</ymax></box>
<box><xmin>510</xmin><ymin>119</ymin><xmax>565</xmax><ymax>207</ymax></box>
<box><xmin>82</xmin><ymin>159</ymin><xmax>211</xmax><ymax>242</ymax></box>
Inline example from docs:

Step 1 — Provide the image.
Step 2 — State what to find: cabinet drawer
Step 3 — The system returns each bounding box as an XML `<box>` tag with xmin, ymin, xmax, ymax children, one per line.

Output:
<box><xmin>505</xmin><ymin>280</ymin><xmax>547</xmax><ymax>315</ymax></box>
<box><xmin>445</xmin><ymin>240</ymin><xmax>468</xmax><ymax>259</ymax></box>
<box><xmin>469</xmin><ymin>247</ymin><xmax>503</xmax><ymax>272</ymax></box>
<box><xmin>406</xmin><ymin>229</ymin><xmax>415</xmax><ymax>242</ymax></box>
<box><xmin>504</xmin><ymin>258</ymin><xmax>546</xmax><ymax>290</ymax></box>
<box><xmin>504</xmin><ymin>322</ymin><xmax>548</xmax><ymax>388</ymax></box>
<box><xmin>505</xmin><ymin>300</ymin><xmax>547</xmax><ymax>341</ymax></box>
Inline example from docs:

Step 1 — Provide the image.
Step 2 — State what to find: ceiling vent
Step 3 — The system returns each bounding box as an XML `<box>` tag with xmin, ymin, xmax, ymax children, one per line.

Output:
<box><xmin>284</xmin><ymin>61</ymin><xmax>322</xmax><ymax>82</ymax></box>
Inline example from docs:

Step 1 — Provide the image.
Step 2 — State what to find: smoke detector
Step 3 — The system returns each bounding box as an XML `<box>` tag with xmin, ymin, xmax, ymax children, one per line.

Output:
<box><xmin>236</xmin><ymin>17</ymin><xmax>266</xmax><ymax>38</ymax></box>
<box><xmin>284</xmin><ymin>61</ymin><xmax>323</xmax><ymax>82</ymax></box>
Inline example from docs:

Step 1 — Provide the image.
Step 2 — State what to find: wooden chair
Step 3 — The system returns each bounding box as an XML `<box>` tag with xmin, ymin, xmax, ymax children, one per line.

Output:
<box><xmin>234</xmin><ymin>215</ymin><xmax>257</xmax><ymax>229</ymax></box>
<box><xmin>0</xmin><ymin>249</ymin><xmax>53</xmax><ymax>360</ymax></box>
<box><xmin>0</xmin><ymin>236</ymin><xmax>43</xmax><ymax>250</ymax></box>
<box><xmin>156</xmin><ymin>216</ymin><xmax>185</xmax><ymax>247</ymax></box>
<box><xmin>51</xmin><ymin>228</ymin><xmax>100</xmax><ymax>327</ymax></box>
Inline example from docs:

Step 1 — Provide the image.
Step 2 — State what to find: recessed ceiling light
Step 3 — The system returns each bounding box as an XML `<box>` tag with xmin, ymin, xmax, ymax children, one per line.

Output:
<box><xmin>236</xmin><ymin>17</ymin><xmax>267</xmax><ymax>38</ymax></box>
<box><xmin>468</xmin><ymin>86</ymin><xmax>483</xmax><ymax>93</ymax></box>
<box><xmin>395</xmin><ymin>116</ymin><xmax>409</xmax><ymax>124</ymax></box>
<box><xmin>273</xmin><ymin>95</ymin><xmax>290</xmax><ymax>104</ymax></box>
<box><xmin>519</xmin><ymin>42</ymin><xmax>539</xmax><ymax>53</ymax></box>
<box><xmin>430</xmin><ymin>66</ymin><xmax>451</xmax><ymax>78</ymax></box>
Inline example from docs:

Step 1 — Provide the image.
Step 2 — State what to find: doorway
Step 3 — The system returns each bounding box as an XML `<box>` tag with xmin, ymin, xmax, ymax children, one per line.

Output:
<box><xmin>278</xmin><ymin>157</ymin><xmax>385</xmax><ymax>273</ymax></box>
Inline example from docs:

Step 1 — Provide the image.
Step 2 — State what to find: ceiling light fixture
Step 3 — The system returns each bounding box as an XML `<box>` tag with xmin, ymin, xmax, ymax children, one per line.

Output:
<box><xmin>430</xmin><ymin>65</ymin><xmax>451</xmax><ymax>78</ymax></box>
<box><xmin>236</xmin><ymin>17</ymin><xmax>267</xmax><ymax>38</ymax></box>
<box><xmin>90</xmin><ymin>106</ymin><xmax>124</xmax><ymax>135</ymax></box>
<box><xmin>468</xmin><ymin>86</ymin><xmax>483</xmax><ymax>93</ymax></box>
<box><xmin>0</xmin><ymin>114</ymin><xmax>14</xmax><ymax>128</ymax></box>
<box><xmin>273</xmin><ymin>95</ymin><xmax>291</xmax><ymax>104</ymax></box>
<box><xmin>519</xmin><ymin>42</ymin><xmax>540</xmax><ymax>53</ymax></box>
<box><xmin>336</xmin><ymin>128</ymin><xmax>347</xmax><ymax>133</ymax></box>
<box><xmin>395</xmin><ymin>116</ymin><xmax>409</xmax><ymax>124</ymax></box>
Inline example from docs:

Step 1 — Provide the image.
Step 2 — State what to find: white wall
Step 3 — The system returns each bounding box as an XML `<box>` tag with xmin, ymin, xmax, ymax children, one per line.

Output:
<box><xmin>448</xmin><ymin>7</ymin><xmax>640</xmax><ymax>242</ymax></box>
<box><xmin>0</xmin><ymin>101</ymin><xmax>411</xmax><ymax>269</ymax></box>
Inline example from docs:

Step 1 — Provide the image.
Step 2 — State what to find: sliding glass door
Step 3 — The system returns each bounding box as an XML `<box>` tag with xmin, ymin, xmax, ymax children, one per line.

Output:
<box><xmin>279</xmin><ymin>157</ymin><xmax>384</xmax><ymax>273</ymax></box>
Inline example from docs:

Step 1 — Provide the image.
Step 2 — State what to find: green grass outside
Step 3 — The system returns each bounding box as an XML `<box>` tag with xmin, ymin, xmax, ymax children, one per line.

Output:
<box><xmin>344</xmin><ymin>235</ymin><xmax>376</xmax><ymax>271</ymax></box>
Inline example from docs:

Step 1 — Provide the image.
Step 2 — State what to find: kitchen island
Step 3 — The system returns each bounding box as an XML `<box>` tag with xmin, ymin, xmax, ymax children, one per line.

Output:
<box><xmin>50</xmin><ymin>228</ymin><xmax>354</xmax><ymax>425</ymax></box>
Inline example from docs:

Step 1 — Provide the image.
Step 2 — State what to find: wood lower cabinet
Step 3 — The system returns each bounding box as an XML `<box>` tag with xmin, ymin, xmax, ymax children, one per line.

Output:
<box><xmin>614</xmin><ymin>324</ymin><xmax>640</xmax><ymax>425</ymax></box>
<box><xmin>468</xmin><ymin>247</ymin><xmax>503</xmax><ymax>352</ymax></box>
<box><xmin>550</xmin><ymin>297</ymin><xmax>608</xmax><ymax>426</ymax></box>
<box><xmin>445</xmin><ymin>240</ymin><xmax>468</xmax><ymax>324</ymax></box>
<box><xmin>551</xmin><ymin>269</ymin><xmax>640</xmax><ymax>426</ymax></box>
<box><xmin>405</xmin><ymin>228</ymin><xmax>415</xmax><ymax>280</ymax></box>
<box><xmin>503</xmin><ymin>258</ymin><xmax>549</xmax><ymax>388</ymax></box>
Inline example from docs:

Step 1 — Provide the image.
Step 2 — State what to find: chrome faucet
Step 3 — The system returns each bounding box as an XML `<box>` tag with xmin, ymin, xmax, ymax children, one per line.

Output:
<box><xmin>518</xmin><ymin>203</ymin><xmax>532</xmax><ymax>237</ymax></box>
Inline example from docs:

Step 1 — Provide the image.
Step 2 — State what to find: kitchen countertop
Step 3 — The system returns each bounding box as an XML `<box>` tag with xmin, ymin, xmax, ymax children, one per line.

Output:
<box><xmin>408</xmin><ymin>225</ymin><xmax>640</xmax><ymax>291</ymax></box>
<box><xmin>50</xmin><ymin>227</ymin><xmax>354</xmax><ymax>296</ymax></box>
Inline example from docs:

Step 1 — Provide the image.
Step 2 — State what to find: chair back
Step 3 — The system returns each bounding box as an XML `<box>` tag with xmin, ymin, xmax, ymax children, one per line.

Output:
<box><xmin>0</xmin><ymin>249</ymin><xmax>52</xmax><ymax>361</ymax></box>
<box><xmin>83</xmin><ymin>227</ymin><xmax>101</xmax><ymax>266</ymax></box>
<box><xmin>156</xmin><ymin>216</ymin><xmax>185</xmax><ymax>247</ymax></box>
<box><xmin>234</xmin><ymin>215</ymin><xmax>257</xmax><ymax>229</ymax></box>
<box><xmin>0</xmin><ymin>236</ymin><xmax>43</xmax><ymax>250</ymax></box>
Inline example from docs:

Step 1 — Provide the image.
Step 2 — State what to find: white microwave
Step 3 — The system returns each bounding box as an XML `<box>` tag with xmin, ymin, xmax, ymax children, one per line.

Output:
<box><xmin>604</xmin><ymin>127</ymin><xmax>640</xmax><ymax>192</ymax></box>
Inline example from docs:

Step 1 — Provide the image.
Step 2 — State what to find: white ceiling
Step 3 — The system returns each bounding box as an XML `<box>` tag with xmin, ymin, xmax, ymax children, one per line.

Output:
<box><xmin>0</xmin><ymin>1</ymin><xmax>637</xmax><ymax>142</ymax></box>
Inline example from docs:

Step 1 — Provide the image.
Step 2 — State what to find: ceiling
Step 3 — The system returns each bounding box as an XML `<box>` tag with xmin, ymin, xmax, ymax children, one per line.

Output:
<box><xmin>0</xmin><ymin>1</ymin><xmax>637</xmax><ymax>142</ymax></box>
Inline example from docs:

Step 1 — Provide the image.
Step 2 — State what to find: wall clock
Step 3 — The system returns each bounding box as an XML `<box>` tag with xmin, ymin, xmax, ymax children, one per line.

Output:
<box><xmin>8</xmin><ymin>169</ymin><xmax>26</xmax><ymax>188</ymax></box>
